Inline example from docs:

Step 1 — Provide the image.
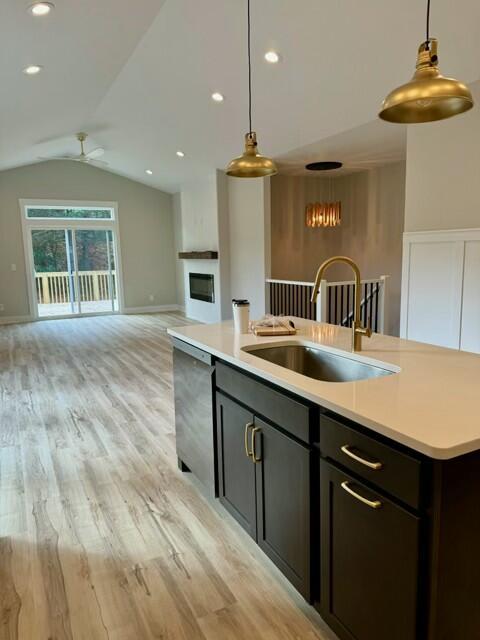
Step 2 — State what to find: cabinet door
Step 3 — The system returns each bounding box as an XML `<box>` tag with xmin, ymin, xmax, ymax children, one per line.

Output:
<box><xmin>216</xmin><ymin>393</ymin><xmax>256</xmax><ymax>538</ymax></box>
<box><xmin>320</xmin><ymin>460</ymin><xmax>420</xmax><ymax>640</ymax></box>
<box><xmin>254</xmin><ymin>418</ymin><xmax>311</xmax><ymax>600</ymax></box>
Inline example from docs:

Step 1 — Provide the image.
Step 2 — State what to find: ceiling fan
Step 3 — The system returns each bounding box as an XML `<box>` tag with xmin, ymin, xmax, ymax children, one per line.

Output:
<box><xmin>39</xmin><ymin>132</ymin><xmax>108</xmax><ymax>166</ymax></box>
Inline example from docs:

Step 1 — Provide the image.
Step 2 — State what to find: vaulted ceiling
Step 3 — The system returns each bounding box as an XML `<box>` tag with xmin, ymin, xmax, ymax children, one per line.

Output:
<box><xmin>1</xmin><ymin>0</ymin><xmax>479</xmax><ymax>192</ymax></box>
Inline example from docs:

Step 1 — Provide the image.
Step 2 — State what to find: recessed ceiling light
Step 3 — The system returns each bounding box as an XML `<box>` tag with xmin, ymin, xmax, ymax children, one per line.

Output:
<box><xmin>211</xmin><ymin>92</ymin><xmax>224</xmax><ymax>102</ymax></box>
<box><xmin>145</xmin><ymin>169</ymin><xmax>153</xmax><ymax>175</ymax></box>
<box><xmin>264</xmin><ymin>51</ymin><xmax>280</xmax><ymax>64</ymax></box>
<box><xmin>28</xmin><ymin>2</ymin><xmax>55</xmax><ymax>16</ymax></box>
<box><xmin>23</xmin><ymin>64</ymin><xmax>43</xmax><ymax>75</ymax></box>
<box><xmin>176</xmin><ymin>151</ymin><xmax>185</xmax><ymax>157</ymax></box>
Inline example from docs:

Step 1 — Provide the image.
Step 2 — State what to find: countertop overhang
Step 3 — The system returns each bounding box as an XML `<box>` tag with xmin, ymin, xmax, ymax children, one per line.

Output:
<box><xmin>167</xmin><ymin>318</ymin><xmax>480</xmax><ymax>460</ymax></box>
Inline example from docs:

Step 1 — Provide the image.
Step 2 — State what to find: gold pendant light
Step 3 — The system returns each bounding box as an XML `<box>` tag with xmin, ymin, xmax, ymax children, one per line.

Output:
<box><xmin>226</xmin><ymin>0</ymin><xmax>277</xmax><ymax>178</ymax></box>
<box><xmin>305</xmin><ymin>177</ymin><xmax>341</xmax><ymax>228</ymax></box>
<box><xmin>379</xmin><ymin>0</ymin><xmax>473</xmax><ymax>124</ymax></box>
<box><xmin>305</xmin><ymin>202</ymin><xmax>341</xmax><ymax>228</ymax></box>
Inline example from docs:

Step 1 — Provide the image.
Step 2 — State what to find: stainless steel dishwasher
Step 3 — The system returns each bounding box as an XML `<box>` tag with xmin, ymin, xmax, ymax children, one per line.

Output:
<box><xmin>172</xmin><ymin>337</ymin><xmax>217</xmax><ymax>496</ymax></box>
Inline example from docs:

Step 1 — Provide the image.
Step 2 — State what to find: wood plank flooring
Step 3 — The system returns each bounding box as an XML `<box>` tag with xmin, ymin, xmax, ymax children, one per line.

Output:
<box><xmin>0</xmin><ymin>313</ymin><xmax>334</xmax><ymax>640</ymax></box>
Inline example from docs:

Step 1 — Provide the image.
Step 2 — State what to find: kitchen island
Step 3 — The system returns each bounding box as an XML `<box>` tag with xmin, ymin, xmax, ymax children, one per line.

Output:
<box><xmin>168</xmin><ymin>318</ymin><xmax>480</xmax><ymax>640</ymax></box>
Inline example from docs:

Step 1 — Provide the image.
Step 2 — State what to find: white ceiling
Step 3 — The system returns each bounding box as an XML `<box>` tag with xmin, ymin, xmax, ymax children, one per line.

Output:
<box><xmin>1</xmin><ymin>0</ymin><xmax>480</xmax><ymax>192</ymax></box>
<box><xmin>276</xmin><ymin>120</ymin><xmax>407</xmax><ymax>177</ymax></box>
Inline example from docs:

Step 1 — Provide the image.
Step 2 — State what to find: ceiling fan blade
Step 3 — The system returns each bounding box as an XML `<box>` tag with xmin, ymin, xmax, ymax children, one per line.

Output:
<box><xmin>85</xmin><ymin>147</ymin><xmax>105</xmax><ymax>160</ymax></box>
<box><xmin>38</xmin><ymin>155</ymin><xmax>77</xmax><ymax>161</ymax></box>
<box><xmin>86</xmin><ymin>158</ymin><xmax>109</xmax><ymax>167</ymax></box>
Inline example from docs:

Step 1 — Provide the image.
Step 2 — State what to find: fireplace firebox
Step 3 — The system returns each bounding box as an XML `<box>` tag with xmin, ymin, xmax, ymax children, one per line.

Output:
<box><xmin>189</xmin><ymin>273</ymin><xmax>215</xmax><ymax>303</ymax></box>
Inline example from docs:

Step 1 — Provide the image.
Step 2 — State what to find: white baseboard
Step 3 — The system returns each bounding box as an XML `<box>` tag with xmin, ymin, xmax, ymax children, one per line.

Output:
<box><xmin>0</xmin><ymin>315</ymin><xmax>34</xmax><ymax>326</ymax></box>
<box><xmin>123</xmin><ymin>304</ymin><xmax>182</xmax><ymax>314</ymax></box>
<box><xmin>0</xmin><ymin>306</ymin><xmax>184</xmax><ymax>325</ymax></box>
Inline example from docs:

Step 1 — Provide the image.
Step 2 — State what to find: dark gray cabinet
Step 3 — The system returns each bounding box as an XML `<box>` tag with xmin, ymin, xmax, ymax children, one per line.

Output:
<box><xmin>172</xmin><ymin>351</ymin><xmax>480</xmax><ymax>640</ymax></box>
<box><xmin>216</xmin><ymin>393</ymin><xmax>257</xmax><ymax>538</ymax></box>
<box><xmin>319</xmin><ymin>460</ymin><xmax>420</xmax><ymax>640</ymax></box>
<box><xmin>216</xmin><ymin>392</ymin><xmax>312</xmax><ymax>599</ymax></box>
<box><xmin>256</xmin><ymin>418</ymin><xmax>311</xmax><ymax>598</ymax></box>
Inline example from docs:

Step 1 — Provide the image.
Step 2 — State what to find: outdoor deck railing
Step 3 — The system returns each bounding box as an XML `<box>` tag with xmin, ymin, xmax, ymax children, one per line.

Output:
<box><xmin>35</xmin><ymin>270</ymin><xmax>117</xmax><ymax>304</ymax></box>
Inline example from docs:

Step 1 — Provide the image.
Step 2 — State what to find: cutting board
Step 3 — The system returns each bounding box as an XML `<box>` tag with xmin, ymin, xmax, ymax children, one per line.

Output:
<box><xmin>253</xmin><ymin>326</ymin><xmax>297</xmax><ymax>337</ymax></box>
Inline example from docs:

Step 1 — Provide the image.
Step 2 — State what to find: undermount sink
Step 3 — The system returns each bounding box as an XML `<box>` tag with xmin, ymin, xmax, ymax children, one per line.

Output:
<box><xmin>243</xmin><ymin>343</ymin><xmax>396</xmax><ymax>383</ymax></box>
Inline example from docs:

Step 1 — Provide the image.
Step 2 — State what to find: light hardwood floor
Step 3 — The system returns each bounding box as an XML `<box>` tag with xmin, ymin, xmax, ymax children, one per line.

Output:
<box><xmin>0</xmin><ymin>313</ymin><xmax>334</xmax><ymax>640</ymax></box>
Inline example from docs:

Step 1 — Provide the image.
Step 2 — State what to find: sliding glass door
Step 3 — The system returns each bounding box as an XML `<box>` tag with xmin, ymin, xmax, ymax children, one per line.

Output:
<box><xmin>32</xmin><ymin>229</ymin><xmax>78</xmax><ymax>317</ymax></box>
<box><xmin>75</xmin><ymin>229</ymin><xmax>118</xmax><ymax>313</ymax></box>
<box><xmin>31</xmin><ymin>227</ymin><xmax>118</xmax><ymax>318</ymax></box>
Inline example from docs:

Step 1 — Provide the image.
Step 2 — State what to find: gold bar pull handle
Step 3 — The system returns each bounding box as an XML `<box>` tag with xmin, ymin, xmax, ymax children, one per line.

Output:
<box><xmin>341</xmin><ymin>444</ymin><xmax>383</xmax><ymax>470</ymax></box>
<box><xmin>244</xmin><ymin>422</ymin><xmax>254</xmax><ymax>459</ymax></box>
<box><xmin>251</xmin><ymin>426</ymin><xmax>262</xmax><ymax>463</ymax></box>
<box><xmin>341</xmin><ymin>481</ymin><xmax>382</xmax><ymax>509</ymax></box>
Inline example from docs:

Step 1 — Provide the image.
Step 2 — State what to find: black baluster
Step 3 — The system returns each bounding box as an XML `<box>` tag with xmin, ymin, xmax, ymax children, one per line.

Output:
<box><xmin>340</xmin><ymin>284</ymin><xmax>344</xmax><ymax>326</ymax></box>
<box><xmin>370</xmin><ymin>282</ymin><xmax>374</xmax><ymax>331</ymax></box>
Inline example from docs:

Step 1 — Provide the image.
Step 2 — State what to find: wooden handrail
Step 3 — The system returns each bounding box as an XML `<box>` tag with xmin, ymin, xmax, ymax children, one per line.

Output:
<box><xmin>266</xmin><ymin>276</ymin><xmax>385</xmax><ymax>287</ymax></box>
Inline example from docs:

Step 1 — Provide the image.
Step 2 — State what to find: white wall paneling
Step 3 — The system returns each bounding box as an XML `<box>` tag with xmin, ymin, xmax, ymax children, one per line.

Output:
<box><xmin>401</xmin><ymin>229</ymin><xmax>480</xmax><ymax>353</ymax></box>
<box><xmin>461</xmin><ymin>240</ymin><xmax>480</xmax><ymax>353</ymax></box>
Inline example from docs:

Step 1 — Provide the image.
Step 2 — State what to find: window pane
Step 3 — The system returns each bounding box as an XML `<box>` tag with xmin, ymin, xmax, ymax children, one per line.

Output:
<box><xmin>26</xmin><ymin>207</ymin><xmax>113</xmax><ymax>220</ymax></box>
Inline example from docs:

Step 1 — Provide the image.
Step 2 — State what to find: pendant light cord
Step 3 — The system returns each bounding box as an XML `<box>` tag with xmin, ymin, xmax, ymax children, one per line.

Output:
<box><xmin>247</xmin><ymin>0</ymin><xmax>252</xmax><ymax>135</ymax></box>
<box><xmin>425</xmin><ymin>0</ymin><xmax>431</xmax><ymax>49</ymax></box>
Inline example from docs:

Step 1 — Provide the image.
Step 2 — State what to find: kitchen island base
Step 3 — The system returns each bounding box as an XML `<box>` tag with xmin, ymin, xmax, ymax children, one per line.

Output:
<box><xmin>171</xmin><ymin>336</ymin><xmax>480</xmax><ymax>640</ymax></box>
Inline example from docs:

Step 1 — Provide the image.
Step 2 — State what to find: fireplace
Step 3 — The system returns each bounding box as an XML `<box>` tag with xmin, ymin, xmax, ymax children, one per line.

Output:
<box><xmin>189</xmin><ymin>273</ymin><xmax>215</xmax><ymax>303</ymax></box>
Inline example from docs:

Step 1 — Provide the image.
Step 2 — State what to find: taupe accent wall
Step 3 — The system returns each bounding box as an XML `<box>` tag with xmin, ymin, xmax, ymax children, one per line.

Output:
<box><xmin>0</xmin><ymin>160</ymin><xmax>177</xmax><ymax>319</ymax></box>
<box><xmin>271</xmin><ymin>162</ymin><xmax>406</xmax><ymax>335</ymax></box>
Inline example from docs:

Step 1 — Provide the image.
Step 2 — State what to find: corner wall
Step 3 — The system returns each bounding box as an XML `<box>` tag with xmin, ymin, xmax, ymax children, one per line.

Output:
<box><xmin>177</xmin><ymin>171</ymin><xmax>272</xmax><ymax>323</ymax></box>
<box><xmin>270</xmin><ymin>163</ymin><xmax>406</xmax><ymax>336</ymax></box>
<box><xmin>404</xmin><ymin>81</ymin><xmax>480</xmax><ymax>232</ymax></box>
<box><xmin>0</xmin><ymin>160</ymin><xmax>177</xmax><ymax>320</ymax></box>
<box><xmin>178</xmin><ymin>171</ymin><xmax>223</xmax><ymax>323</ymax></box>
<box><xmin>227</xmin><ymin>176</ymin><xmax>271</xmax><ymax>320</ymax></box>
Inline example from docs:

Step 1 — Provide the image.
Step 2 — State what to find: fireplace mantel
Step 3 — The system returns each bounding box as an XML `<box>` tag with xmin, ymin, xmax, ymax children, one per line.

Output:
<box><xmin>178</xmin><ymin>251</ymin><xmax>218</xmax><ymax>260</ymax></box>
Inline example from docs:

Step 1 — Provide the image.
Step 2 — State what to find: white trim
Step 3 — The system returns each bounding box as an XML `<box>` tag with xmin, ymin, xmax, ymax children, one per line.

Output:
<box><xmin>403</xmin><ymin>228</ymin><xmax>480</xmax><ymax>243</ymax></box>
<box><xmin>123</xmin><ymin>305</ymin><xmax>182</xmax><ymax>314</ymax></box>
<box><xmin>266</xmin><ymin>278</ymin><xmax>315</xmax><ymax>287</ymax></box>
<box><xmin>19</xmin><ymin>198</ymin><xmax>125</xmax><ymax>319</ymax></box>
<box><xmin>22</xmin><ymin>198</ymin><xmax>117</xmax><ymax>220</ymax></box>
<box><xmin>318</xmin><ymin>279</ymin><xmax>328</xmax><ymax>322</ymax></box>
<box><xmin>378</xmin><ymin>275</ymin><xmax>389</xmax><ymax>334</ymax></box>
<box><xmin>266</xmin><ymin>277</ymin><xmax>385</xmax><ymax>287</ymax></box>
<box><xmin>0</xmin><ymin>315</ymin><xmax>34</xmax><ymax>326</ymax></box>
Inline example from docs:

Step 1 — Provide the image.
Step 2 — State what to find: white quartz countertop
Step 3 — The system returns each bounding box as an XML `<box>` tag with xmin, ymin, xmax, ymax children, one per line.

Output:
<box><xmin>167</xmin><ymin>318</ymin><xmax>480</xmax><ymax>460</ymax></box>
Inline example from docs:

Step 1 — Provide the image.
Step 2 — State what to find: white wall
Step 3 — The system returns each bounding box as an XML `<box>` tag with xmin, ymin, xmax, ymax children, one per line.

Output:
<box><xmin>0</xmin><ymin>160</ymin><xmax>177</xmax><ymax>320</ymax></box>
<box><xmin>179</xmin><ymin>171</ymin><xmax>223</xmax><ymax>323</ymax></box>
<box><xmin>216</xmin><ymin>170</ymin><xmax>232</xmax><ymax>320</ymax></box>
<box><xmin>172</xmin><ymin>192</ymin><xmax>185</xmax><ymax>308</ymax></box>
<box><xmin>177</xmin><ymin>170</ymin><xmax>272</xmax><ymax>323</ymax></box>
<box><xmin>404</xmin><ymin>81</ymin><xmax>480</xmax><ymax>232</ymax></box>
<box><xmin>401</xmin><ymin>229</ymin><xmax>480</xmax><ymax>353</ymax></box>
<box><xmin>228</xmin><ymin>176</ymin><xmax>271</xmax><ymax>320</ymax></box>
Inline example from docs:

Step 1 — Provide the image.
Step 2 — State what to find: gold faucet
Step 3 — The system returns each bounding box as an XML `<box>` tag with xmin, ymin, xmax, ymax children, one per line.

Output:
<box><xmin>311</xmin><ymin>256</ymin><xmax>372</xmax><ymax>352</ymax></box>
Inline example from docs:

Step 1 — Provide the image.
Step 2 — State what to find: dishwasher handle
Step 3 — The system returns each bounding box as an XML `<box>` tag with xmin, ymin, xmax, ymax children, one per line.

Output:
<box><xmin>171</xmin><ymin>337</ymin><xmax>213</xmax><ymax>366</ymax></box>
